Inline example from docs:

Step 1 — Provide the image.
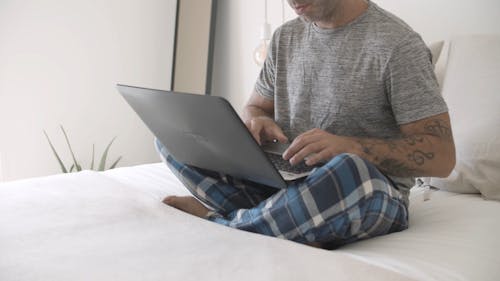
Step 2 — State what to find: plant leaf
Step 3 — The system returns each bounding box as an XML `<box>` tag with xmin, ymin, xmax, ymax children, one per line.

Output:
<box><xmin>60</xmin><ymin>125</ymin><xmax>82</xmax><ymax>172</ymax></box>
<box><xmin>108</xmin><ymin>156</ymin><xmax>122</xmax><ymax>170</ymax></box>
<box><xmin>98</xmin><ymin>137</ymin><xmax>116</xmax><ymax>171</ymax></box>
<box><xmin>43</xmin><ymin>130</ymin><xmax>68</xmax><ymax>173</ymax></box>
<box><xmin>90</xmin><ymin>144</ymin><xmax>95</xmax><ymax>170</ymax></box>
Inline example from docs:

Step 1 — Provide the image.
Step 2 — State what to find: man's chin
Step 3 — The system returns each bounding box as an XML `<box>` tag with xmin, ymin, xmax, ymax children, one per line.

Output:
<box><xmin>300</xmin><ymin>15</ymin><xmax>313</xmax><ymax>22</ymax></box>
<box><xmin>299</xmin><ymin>14</ymin><xmax>324</xmax><ymax>23</ymax></box>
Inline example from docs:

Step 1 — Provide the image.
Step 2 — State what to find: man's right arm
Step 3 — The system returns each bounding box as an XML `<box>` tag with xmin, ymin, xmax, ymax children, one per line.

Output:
<box><xmin>243</xmin><ymin>90</ymin><xmax>288</xmax><ymax>145</ymax></box>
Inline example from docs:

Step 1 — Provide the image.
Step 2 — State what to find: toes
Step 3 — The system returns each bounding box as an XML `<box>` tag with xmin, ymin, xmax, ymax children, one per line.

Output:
<box><xmin>162</xmin><ymin>196</ymin><xmax>210</xmax><ymax>218</ymax></box>
<box><xmin>162</xmin><ymin>196</ymin><xmax>192</xmax><ymax>207</ymax></box>
<box><xmin>162</xmin><ymin>196</ymin><xmax>178</xmax><ymax>206</ymax></box>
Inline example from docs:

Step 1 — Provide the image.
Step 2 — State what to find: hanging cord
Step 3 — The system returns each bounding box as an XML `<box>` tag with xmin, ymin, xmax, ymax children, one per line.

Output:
<box><xmin>264</xmin><ymin>0</ymin><xmax>268</xmax><ymax>23</ymax></box>
<box><xmin>281</xmin><ymin>0</ymin><xmax>285</xmax><ymax>24</ymax></box>
<box><xmin>261</xmin><ymin>0</ymin><xmax>271</xmax><ymax>40</ymax></box>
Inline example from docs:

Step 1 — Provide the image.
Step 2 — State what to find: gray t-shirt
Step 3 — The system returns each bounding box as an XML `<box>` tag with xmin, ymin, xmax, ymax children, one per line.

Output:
<box><xmin>254</xmin><ymin>2</ymin><xmax>448</xmax><ymax>204</ymax></box>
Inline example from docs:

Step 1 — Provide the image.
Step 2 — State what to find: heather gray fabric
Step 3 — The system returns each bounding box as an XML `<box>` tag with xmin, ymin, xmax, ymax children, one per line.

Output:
<box><xmin>254</xmin><ymin>1</ymin><xmax>448</xmax><ymax>204</ymax></box>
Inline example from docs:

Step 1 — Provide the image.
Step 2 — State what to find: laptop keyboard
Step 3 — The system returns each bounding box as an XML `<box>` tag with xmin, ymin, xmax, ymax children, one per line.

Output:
<box><xmin>266</xmin><ymin>153</ymin><xmax>316</xmax><ymax>175</ymax></box>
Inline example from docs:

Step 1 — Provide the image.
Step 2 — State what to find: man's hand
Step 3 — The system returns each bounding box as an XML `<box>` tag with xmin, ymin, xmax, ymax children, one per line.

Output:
<box><xmin>242</xmin><ymin>90</ymin><xmax>288</xmax><ymax>145</ymax></box>
<box><xmin>283</xmin><ymin>113</ymin><xmax>456</xmax><ymax>178</ymax></box>
<box><xmin>245</xmin><ymin>116</ymin><xmax>288</xmax><ymax>145</ymax></box>
<box><xmin>283</xmin><ymin>128</ymin><xmax>352</xmax><ymax>166</ymax></box>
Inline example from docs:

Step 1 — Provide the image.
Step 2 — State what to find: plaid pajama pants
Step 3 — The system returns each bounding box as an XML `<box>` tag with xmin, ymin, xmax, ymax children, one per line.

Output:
<box><xmin>155</xmin><ymin>139</ymin><xmax>408</xmax><ymax>248</ymax></box>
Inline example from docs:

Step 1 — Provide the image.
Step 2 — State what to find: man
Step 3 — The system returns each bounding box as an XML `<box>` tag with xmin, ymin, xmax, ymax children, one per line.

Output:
<box><xmin>156</xmin><ymin>0</ymin><xmax>455</xmax><ymax>248</ymax></box>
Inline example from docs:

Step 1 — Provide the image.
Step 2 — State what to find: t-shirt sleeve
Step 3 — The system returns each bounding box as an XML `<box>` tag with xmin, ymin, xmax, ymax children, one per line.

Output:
<box><xmin>254</xmin><ymin>28</ymin><xmax>280</xmax><ymax>100</ymax></box>
<box><xmin>385</xmin><ymin>33</ymin><xmax>448</xmax><ymax>125</ymax></box>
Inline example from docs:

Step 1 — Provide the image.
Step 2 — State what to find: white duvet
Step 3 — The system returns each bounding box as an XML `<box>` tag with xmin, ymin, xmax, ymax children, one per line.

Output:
<box><xmin>1</xmin><ymin>163</ymin><xmax>499</xmax><ymax>281</ymax></box>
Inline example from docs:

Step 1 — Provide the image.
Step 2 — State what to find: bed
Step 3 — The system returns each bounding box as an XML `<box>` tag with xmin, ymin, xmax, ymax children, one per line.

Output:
<box><xmin>2</xmin><ymin>35</ymin><xmax>499</xmax><ymax>281</ymax></box>
<box><xmin>1</xmin><ymin>163</ymin><xmax>499</xmax><ymax>281</ymax></box>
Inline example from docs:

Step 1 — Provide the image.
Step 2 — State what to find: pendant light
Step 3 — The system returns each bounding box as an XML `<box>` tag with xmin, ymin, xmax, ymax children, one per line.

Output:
<box><xmin>253</xmin><ymin>0</ymin><xmax>271</xmax><ymax>67</ymax></box>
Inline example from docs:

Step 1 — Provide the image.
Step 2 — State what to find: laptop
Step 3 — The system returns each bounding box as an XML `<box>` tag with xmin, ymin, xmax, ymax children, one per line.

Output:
<box><xmin>117</xmin><ymin>84</ymin><xmax>315</xmax><ymax>189</ymax></box>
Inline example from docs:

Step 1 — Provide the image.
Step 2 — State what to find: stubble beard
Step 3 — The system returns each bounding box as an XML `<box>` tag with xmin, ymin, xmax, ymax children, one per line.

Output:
<box><xmin>302</xmin><ymin>0</ymin><xmax>344</xmax><ymax>24</ymax></box>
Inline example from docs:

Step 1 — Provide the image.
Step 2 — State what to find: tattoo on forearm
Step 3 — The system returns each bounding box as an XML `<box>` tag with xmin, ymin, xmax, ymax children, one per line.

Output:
<box><xmin>378</xmin><ymin>159</ymin><xmax>417</xmax><ymax>176</ymax></box>
<box><xmin>407</xmin><ymin>150</ymin><xmax>435</xmax><ymax>165</ymax></box>
<box><xmin>402</xmin><ymin>135</ymin><xmax>426</xmax><ymax>146</ymax></box>
<box><xmin>355</xmin><ymin>117</ymin><xmax>452</xmax><ymax>177</ymax></box>
<box><xmin>360</xmin><ymin>139</ymin><xmax>400</xmax><ymax>155</ymax></box>
<box><xmin>424</xmin><ymin>119</ymin><xmax>453</xmax><ymax>141</ymax></box>
<box><xmin>358</xmin><ymin>138</ymin><xmax>435</xmax><ymax>177</ymax></box>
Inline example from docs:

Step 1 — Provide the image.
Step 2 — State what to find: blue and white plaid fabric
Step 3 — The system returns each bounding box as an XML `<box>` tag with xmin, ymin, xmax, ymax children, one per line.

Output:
<box><xmin>155</xmin><ymin>139</ymin><xmax>408</xmax><ymax>248</ymax></box>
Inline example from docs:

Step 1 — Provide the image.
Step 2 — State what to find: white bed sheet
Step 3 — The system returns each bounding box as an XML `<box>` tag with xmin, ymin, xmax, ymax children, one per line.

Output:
<box><xmin>1</xmin><ymin>163</ymin><xmax>499</xmax><ymax>281</ymax></box>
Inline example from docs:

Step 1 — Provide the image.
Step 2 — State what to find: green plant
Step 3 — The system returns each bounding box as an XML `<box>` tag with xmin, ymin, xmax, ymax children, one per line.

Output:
<box><xmin>43</xmin><ymin>125</ymin><xmax>122</xmax><ymax>173</ymax></box>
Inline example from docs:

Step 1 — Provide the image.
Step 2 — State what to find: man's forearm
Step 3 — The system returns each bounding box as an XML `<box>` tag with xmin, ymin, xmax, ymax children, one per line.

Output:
<box><xmin>353</xmin><ymin>131</ymin><xmax>455</xmax><ymax>178</ymax></box>
<box><xmin>242</xmin><ymin>104</ymin><xmax>273</xmax><ymax>123</ymax></box>
<box><xmin>242</xmin><ymin>90</ymin><xmax>276</xmax><ymax>124</ymax></box>
<box><xmin>282</xmin><ymin>113</ymin><xmax>455</xmax><ymax>178</ymax></box>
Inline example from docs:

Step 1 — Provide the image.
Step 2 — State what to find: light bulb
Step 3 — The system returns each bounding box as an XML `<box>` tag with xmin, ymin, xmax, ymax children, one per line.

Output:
<box><xmin>254</xmin><ymin>39</ymin><xmax>270</xmax><ymax>67</ymax></box>
<box><xmin>254</xmin><ymin>22</ymin><xmax>271</xmax><ymax>67</ymax></box>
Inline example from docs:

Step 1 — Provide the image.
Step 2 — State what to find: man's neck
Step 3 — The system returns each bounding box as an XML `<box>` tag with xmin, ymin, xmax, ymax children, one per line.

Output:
<box><xmin>315</xmin><ymin>0</ymin><xmax>369</xmax><ymax>29</ymax></box>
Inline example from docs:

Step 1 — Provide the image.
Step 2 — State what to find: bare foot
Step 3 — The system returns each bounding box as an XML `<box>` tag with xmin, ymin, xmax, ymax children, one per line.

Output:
<box><xmin>163</xmin><ymin>196</ymin><xmax>210</xmax><ymax>218</ymax></box>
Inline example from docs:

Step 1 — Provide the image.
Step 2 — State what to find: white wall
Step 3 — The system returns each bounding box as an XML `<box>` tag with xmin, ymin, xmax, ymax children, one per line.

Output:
<box><xmin>375</xmin><ymin>0</ymin><xmax>500</xmax><ymax>43</ymax></box>
<box><xmin>212</xmin><ymin>0</ymin><xmax>295</xmax><ymax>114</ymax></box>
<box><xmin>212</xmin><ymin>0</ymin><xmax>500</xmax><ymax>114</ymax></box>
<box><xmin>0</xmin><ymin>0</ymin><xmax>177</xmax><ymax>181</ymax></box>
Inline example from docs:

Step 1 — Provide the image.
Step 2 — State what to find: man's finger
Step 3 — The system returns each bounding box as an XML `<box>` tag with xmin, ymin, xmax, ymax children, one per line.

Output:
<box><xmin>249</xmin><ymin>120</ymin><xmax>263</xmax><ymax>145</ymax></box>
<box><xmin>270</xmin><ymin>126</ymin><xmax>288</xmax><ymax>143</ymax></box>
<box><xmin>283</xmin><ymin>139</ymin><xmax>303</xmax><ymax>160</ymax></box>
<box><xmin>283</xmin><ymin>133</ymin><xmax>309</xmax><ymax>159</ymax></box>
<box><xmin>289</xmin><ymin>142</ymin><xmax>322</xmax><ymax>165</ymax></box>
<box><xmin>305</xmin><ymin>151</ymin><xmax>326</xmax><ymax>166</ymax></box>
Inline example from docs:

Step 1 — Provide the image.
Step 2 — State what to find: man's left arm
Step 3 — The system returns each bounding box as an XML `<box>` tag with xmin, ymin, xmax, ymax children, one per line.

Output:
<box><xmin>283</xmin><ymin>112</ymin><xmax>456</xmax><ymax>178</ymax></box>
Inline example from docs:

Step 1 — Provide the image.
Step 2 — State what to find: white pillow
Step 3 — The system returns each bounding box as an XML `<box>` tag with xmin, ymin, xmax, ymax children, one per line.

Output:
<box><xmin>428</xmin><ymin>40</ymin><xmax>445</xmax><ymax>66</ymax></box>
<box><xmin>429</xmin><ymin>35</ymin><xmax>500</xmax><ymax>200</ymax></box>
<box><xmin>429</xmin><ymin>41</ymin><xmax>448</xmax><ymax>88</ymax></box>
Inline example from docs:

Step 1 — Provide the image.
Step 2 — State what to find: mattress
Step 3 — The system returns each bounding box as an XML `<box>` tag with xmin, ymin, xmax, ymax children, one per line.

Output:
<box><xmin>1</xmin><ymin>163</ymin><xmax>499</xmax><ymax>281</ymax></box>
